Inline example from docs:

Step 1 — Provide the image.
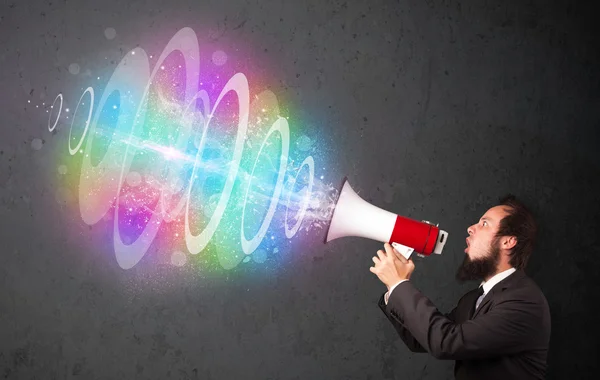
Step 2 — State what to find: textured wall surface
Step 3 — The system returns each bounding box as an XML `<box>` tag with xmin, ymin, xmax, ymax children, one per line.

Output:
<box><xmin>1</xmin><ymin>0</ymin><xmax>599</xmax><ymax>379</ymax></box>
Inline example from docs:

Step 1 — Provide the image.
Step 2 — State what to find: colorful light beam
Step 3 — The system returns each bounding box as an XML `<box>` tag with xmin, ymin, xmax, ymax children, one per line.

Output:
<box><xmin>45</xmin><ymin>27</ymin><xmax>338</xmax><ymax>271</ymax></box>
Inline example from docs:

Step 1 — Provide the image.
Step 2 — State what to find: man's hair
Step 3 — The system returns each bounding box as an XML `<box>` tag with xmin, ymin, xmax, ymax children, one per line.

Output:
<box><xmin>494</xmin><ymin>194</ymin><xmax>538</xmax><ymax>269</ymax></box>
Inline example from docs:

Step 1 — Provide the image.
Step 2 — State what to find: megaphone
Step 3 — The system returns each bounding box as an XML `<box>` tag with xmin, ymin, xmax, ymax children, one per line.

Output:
<box><xmin>325</xmin><ymin>178</ymin><xmax>448</xmax><ymax>259</ymax></box>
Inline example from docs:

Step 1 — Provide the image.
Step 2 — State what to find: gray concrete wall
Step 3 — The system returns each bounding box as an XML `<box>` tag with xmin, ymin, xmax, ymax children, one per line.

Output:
<box><xmin>1</xmin><ymin>0</ymin><xmax>598</xmax><ymax>379</ymax></box>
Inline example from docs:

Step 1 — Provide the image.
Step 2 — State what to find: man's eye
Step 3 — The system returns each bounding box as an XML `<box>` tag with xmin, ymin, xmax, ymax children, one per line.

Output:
<box><xmin>483</xmin><ymin>221</ymin><xmax>488</xmax><ymax>226</ymax></box>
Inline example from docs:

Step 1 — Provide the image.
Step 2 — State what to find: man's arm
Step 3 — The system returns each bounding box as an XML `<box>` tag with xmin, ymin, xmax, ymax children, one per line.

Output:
<box><xmin>387</xmin><ymin>281</ymin><xmax>543</xmax><ymax>360</ymax></box>
<box><xmin>378</xmin><ymin>292</ymin><xmax>427</xmax><ymax>353</ymax></box>
<box><xmin>378</xmin><ymin>281</ymin><xmax>459</xmax><ymax>354</ymax></box>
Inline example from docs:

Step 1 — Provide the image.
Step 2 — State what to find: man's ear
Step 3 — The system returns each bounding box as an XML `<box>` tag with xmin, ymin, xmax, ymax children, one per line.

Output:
<box><xmin>502</xmin><ymin>236</ymin><xmax>517</xmax><ymax>250</ymax></box>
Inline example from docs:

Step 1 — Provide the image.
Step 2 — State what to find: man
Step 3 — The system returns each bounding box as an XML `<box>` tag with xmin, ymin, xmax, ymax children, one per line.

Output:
<box><xmin>370</xmin><ymin>195</ymin><xmax>551</xmax><ymax>379</ymax></box>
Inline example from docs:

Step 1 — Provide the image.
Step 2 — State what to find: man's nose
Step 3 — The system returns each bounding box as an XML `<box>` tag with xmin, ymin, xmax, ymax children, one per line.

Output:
<box><xmin>467</xmin><ymin>225</ymin><xmax>475</xmax><ymax>235</ymax></box>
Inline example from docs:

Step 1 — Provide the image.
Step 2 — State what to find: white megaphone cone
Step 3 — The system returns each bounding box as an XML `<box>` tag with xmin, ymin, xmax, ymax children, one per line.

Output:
<box><xmin>325</xmin><ymin>178</ymin><xmax>448</xmax><ymax>259</ymax></box>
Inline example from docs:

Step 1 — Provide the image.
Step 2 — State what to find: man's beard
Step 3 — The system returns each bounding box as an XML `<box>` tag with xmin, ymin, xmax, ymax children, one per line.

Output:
<box><xmin>455</xmin><ymin>237</ymin><xmax>501</xmax><ymax>283</ymax></box>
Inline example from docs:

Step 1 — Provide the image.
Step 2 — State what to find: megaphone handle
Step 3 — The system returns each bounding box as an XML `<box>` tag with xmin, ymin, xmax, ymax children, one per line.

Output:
<box><xmin>391</xmin><ymin>242</ymin><xmax>414</xmax><ymax>260</ymax></box>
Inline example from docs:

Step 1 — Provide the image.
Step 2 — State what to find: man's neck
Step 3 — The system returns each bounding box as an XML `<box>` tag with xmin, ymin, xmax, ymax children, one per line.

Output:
<box><xmin>484</xmin><ymin>265</ymin><xmax>514</xmax><ymax>282</ymax></box>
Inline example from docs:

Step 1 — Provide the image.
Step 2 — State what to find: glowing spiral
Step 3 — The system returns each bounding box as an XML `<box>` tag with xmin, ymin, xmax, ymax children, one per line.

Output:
<box><xmin>52</xmin><ymin>27</ymin><xmax>317</xmax><ymax>270</ymax></box>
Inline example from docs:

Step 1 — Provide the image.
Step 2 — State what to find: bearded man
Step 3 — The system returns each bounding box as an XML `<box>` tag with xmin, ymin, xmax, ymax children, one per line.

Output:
<box><xmin>370</xmin><ymin>195</ymin><xmax>551</xmax><ymax>380</ymax></box>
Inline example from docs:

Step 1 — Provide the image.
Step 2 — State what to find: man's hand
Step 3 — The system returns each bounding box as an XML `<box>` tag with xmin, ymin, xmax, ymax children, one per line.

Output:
<box><xmin>369</xmin><ymin>243</ymin><xmax>416</xmax><ymax>289</ymax></box>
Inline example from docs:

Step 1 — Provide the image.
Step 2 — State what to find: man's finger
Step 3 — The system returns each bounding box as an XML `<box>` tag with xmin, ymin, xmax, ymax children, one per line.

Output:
<box><xmin>383</xmin><ymin>243</ymin><xmax>393</xmax><ymax>254</ymax></box>
<box><xmin>369</xmin><ymin>266</ymin><xmax>377</xmax><ymax>274</ymax></box>
<box><xmin>372</xmin><ymin>256</ymin><xmax>380</xmax><ymax>264</ymax></box>
<box><xmin>383</xmin><ymin>243</ymin><xmax>396</xmax><ymax>262</ymax></box>
<box><xmin>376</xmin><ymin>249</ymin><xmax>386</xmax><ymax>261</ymax></box>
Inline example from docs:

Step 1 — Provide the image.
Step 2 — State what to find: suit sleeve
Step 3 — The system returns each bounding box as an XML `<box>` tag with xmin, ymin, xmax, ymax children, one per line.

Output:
<box><xmin>378</xmin><ymin>291</ymin><xmax>459</xmax><ymax>353</ymax></box>
<box><xmin>387</xmin><ymin>281</ymin><xmax>542</xmax><ymax>360</ymax></box>
<box><xmin>378</xmin><ymin>293</ymin><xmax>426</xmax><ymax>352</ymax></box>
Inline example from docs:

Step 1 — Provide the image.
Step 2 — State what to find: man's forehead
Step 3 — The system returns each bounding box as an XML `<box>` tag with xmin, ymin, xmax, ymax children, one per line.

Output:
<box><xmin>481</xmin><ymin>206</ymin><xmax>509</xmax><ymax>221</ymax></box>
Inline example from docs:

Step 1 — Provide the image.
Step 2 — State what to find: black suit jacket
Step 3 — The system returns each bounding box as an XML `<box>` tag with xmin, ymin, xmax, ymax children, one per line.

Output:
<box><xmin>378</xmin><ymin>270</ymin><xmax>551</xmax><ymax>380</ymax></box>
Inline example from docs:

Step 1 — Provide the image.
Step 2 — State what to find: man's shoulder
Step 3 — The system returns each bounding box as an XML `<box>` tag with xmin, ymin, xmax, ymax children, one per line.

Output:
<box><xmin>496</xmin><ymin>272</ymin><xmax>552</xmax><ymax>338</ymax></box>
<box><xmin>497</xmin><ymin>271</ymin><xmax>549</xmax><ymax>307</ymax></box>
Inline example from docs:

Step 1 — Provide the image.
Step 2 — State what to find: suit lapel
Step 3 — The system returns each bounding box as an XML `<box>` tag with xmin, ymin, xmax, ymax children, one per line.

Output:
<box><xmin>472</xmin><ymin>290</ymin><xmax>495</xmax><ymax>318</ymax></box>
<box><xmin>472</xmin><ymin>269</ymin><xmax>525</xmax><ymax>319</ymax></box>
<box><xmin>466</xmin><ymin>289</ymin><xmax>482</xmax><ymax>320</ymax></box>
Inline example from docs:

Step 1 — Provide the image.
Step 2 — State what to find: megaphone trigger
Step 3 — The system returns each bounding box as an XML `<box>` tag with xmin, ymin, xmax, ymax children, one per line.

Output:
<box><xmin>391</xmin><ymin>242</ymin><xmax>414</xmax><ymax>260</ymax></box>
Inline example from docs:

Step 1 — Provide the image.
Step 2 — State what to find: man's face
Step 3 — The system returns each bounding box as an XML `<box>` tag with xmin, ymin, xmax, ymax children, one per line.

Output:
<box><xmin>456</xmin><ymin>206</ymin><xmax>509</xmax><ymax>282</ymax></box>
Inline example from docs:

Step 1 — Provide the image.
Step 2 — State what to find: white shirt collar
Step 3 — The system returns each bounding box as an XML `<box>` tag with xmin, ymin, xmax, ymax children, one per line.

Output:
<box><xmin>479</xmin><ymin>267</ymin><xmax>516</xmax><ymax>295</ymax></box>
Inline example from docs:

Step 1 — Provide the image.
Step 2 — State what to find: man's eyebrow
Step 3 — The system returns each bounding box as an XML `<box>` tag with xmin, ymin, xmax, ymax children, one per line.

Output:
<box><xmin>480</xmin><ymin>217</ymin><xmax>493</xmax><ymax>223</ymax></box>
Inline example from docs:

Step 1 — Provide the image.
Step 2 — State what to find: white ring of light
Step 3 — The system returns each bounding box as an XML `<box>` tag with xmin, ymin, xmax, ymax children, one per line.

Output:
<box><xmin>240</xmin><ymin>117</ymin><xmax>290</xmax><ymax>254</ymax></box>
<box><xmin>68</xmin><ymin>87</ymin><xmax>95</xmax><ymax>155</ymax></box>
<box><xmin>184</xmin><ymin>72</ymin><xmax>249</xmax><ymax>255</ymax></box>
<box><xmin>48</xmin><ymin>93</ymin><xmax>63</xmax><ymax>132</ymax></box>
<box><xmin>284</xmin><ymin>155</ymin><xmax>314</xmax><ymax>239</ymax></box>
<box><xmin>160</xmin><ymin>89</ymin><xmax>210</xmax><ymax>222</ymax></box>
<box><xmin>112</xmin><ymin>28</ymin><xmax>200</xmax><ymax>269</ymax></box>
